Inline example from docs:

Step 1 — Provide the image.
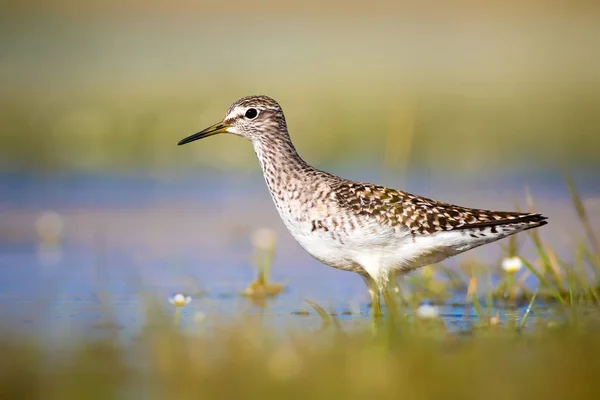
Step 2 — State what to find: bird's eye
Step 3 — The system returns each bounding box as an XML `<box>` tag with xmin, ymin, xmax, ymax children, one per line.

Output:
<box><xmin>245</xmin><ymin>108</ymin><xmax>258</xmax><ymax>119</ymax></box>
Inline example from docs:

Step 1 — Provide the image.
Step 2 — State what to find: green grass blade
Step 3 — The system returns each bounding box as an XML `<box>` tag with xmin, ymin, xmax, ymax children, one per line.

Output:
<box><xmin>565</xmin><ymin>173</ymin><xmax>600</xmax><ymax>255</ymax></box>
<box><xmin>519</xmin><ymin>288</ymin><xmax>539</xmax><ymax>330</ymax></box>
<box><xmin>305</xmin><ymin>299</ymin><xmax>331</xmax><ymax>327</ymax></box>
<box><xmin>305</xmin><ymin>299</ymin><xmax>343</xmax><ymax>331</ymax></box>
<box><xmin>529</xmin><ymin>231</ymin><xmax>565</xmax><ymax>292</ymax></box>
<box><xmin>471</xmin><ymin>292</ymin><xmax>485</xmax><ymax>322</ymax></box>
<box><xmin>520</xmin><ymin>258</ymin><xmax>566</xmax><ymax>305</ymax></box>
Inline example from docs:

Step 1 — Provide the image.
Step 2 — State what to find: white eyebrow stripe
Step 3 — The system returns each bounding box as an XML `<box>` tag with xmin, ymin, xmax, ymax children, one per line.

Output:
<box><xmin>224</xmin><ymin>106</ymin><xmax>245</xmax><ymax>120</ymax></box>
<box><xmin>225</xmin><ymin>105</ymin><xmax>278</xmax><ymax>120</ymax></box>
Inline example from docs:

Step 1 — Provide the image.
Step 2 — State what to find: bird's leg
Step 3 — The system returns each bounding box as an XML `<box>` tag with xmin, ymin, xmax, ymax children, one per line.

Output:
<box><xmin>360</xmin><ymin>274</ymin><xmax>382</xmax><ymax>317</ymax></box>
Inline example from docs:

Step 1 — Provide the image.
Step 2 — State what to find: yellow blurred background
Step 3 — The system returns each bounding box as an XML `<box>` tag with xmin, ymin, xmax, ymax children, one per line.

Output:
<box><xmin>1</xmin><ymin>2</ymin><xmax>599</xmax><ymax>174</ymax></box>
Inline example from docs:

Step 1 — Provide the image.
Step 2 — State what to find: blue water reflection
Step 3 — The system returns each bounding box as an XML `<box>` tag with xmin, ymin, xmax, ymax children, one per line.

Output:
<box><xmin>0</xmin><ymin>170</ymin><xmax>598</xmax><ymax>340</ymax></box>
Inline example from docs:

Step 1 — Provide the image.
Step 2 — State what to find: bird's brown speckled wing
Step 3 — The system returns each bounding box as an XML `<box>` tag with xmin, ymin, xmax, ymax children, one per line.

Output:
<box><xmin>331</xmin><ymin>181</ymin><xmax>547</xmax><ymax>235</ymax></box>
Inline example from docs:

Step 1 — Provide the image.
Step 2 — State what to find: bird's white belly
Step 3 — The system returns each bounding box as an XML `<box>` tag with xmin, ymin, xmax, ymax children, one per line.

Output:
<box><xmin>280</xmin><ymin>210</ymin><xmax>500</xmax><ymax>286</ymax></box>
<box><xmin>282</xmin><ymin>214</ymin><xmax>408</xmax><ymax>279</ymax></box>
<box><xmin>274</xmin><ymin>196</ymin><xmax>505</xmax><ymax>287</ymax></box>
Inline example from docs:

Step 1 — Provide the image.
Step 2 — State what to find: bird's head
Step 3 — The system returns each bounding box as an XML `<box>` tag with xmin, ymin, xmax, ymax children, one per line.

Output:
<box><xmin>178</xmin><ymin>95</ymin><xmax>288</xmax><ymax>145</ymax></box>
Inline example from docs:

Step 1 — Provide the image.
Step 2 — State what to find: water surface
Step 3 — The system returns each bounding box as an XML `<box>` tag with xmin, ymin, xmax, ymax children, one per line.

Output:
<box><xmin>0</xmin><ymin>170</ymin><xmax>598</xmax><ymax>340</ymax></box>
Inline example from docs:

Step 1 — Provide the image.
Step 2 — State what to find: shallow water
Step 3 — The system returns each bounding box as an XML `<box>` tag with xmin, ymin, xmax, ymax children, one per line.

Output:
<box><xmin>0</xmin><ymin>170</ymin><xmax>598</xmax><ymax>340</ymax></box>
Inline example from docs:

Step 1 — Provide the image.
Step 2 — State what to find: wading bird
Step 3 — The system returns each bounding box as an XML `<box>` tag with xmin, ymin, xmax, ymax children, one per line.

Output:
<box><xmin>178</xmin><ymin>95</ymin><xmax>547</xmax><ymax>315</ymax></box>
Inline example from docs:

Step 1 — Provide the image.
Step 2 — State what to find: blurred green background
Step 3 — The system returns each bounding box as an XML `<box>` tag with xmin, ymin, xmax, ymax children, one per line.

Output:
<box><xmin>2</xmin><ymin>3</ymin><xmax>599</xmax><ymax>175</ymax></box>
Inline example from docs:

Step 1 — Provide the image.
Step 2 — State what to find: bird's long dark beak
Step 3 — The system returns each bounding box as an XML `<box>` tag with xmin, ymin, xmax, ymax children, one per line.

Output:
<box><xmin>177</xmin><ymin>121</ymin><xmax>230</xmax><ymax>146</ymax></box>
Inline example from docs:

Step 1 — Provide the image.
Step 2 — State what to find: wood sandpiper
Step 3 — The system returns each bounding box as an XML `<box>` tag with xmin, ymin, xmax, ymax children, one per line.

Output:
<box><xmin>178</xmin><ymin>95</ymin><xmax>548</xmax><ymax>316</ymax></box>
